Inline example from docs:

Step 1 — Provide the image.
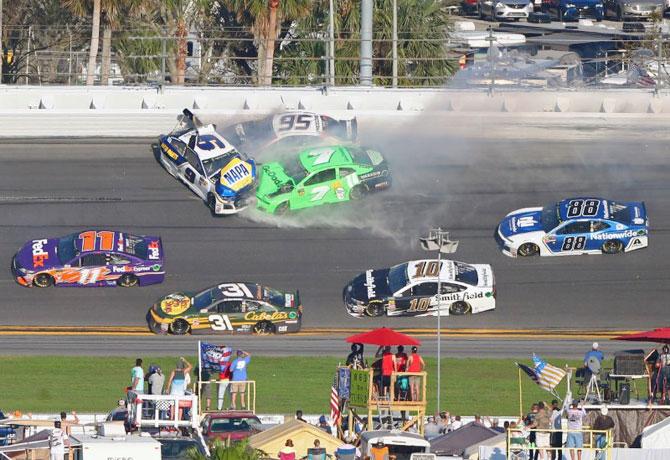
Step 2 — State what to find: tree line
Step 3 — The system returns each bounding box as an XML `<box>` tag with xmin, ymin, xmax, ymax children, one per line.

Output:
<box><xmin>2</xmin><ymin>0</ymin><xmax>455</xmax><ymax>86</ymax></box>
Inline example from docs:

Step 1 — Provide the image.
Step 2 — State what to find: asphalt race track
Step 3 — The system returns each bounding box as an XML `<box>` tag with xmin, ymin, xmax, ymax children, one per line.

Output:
<box><xmin>1</xmin><ymin>130</ymin><xmax>669</xmax><ymax>336</ymax></box>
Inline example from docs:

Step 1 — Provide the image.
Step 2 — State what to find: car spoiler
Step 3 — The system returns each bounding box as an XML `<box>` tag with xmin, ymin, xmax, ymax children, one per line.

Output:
<box><xmin>295</xmin><ymin>289</ymin><xmax>302</xmax><ymax>316</ymax></box>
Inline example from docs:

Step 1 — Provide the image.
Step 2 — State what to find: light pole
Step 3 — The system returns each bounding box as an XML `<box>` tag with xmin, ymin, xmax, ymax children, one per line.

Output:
<box><xmin>419</xmin><ymin>229</ymin><xmax>458</xmax><ymax>413</ymax></box>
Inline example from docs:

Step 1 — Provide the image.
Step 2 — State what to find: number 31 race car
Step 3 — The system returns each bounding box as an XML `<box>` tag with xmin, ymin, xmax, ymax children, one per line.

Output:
<box><xmin>147</xmin><ymin>282</ymin><xmax>302</xmax><ymax>335</ymax></box>
<box><xmin>496</xmin><ymin>197</ymin><xmax>649</xmax><ymax>257</ymax></box>
<box><xmin>343</xmin><ymin>259</ymin><xmax>495</xmax><ymax>317</ymax></box>
<box><xmin>12</xmin><ymin>230</ymin><xmax>165</xmax><ymax>288</ymax></box>
<box><xmin>158</xmin><ymin>109</ymin><xmax>256</xmax><ymax>215</ymax></box>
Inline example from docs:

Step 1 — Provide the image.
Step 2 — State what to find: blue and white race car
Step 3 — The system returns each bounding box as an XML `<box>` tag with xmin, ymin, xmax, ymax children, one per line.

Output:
<box><xmin>158</xmin><ymin>109</ymin><xmax>256</xmax><ymax>215</ymax></box>
<box><xmin>496</xmin><ymin>197</ymin><xmax>648</xmax><ymax>257</ymax></box>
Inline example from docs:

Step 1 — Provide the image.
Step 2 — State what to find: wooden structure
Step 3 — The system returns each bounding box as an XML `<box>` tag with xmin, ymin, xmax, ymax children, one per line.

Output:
<box><xmin>343</xmin><ymin>367</ymin><xmax>427</xmax><ymax>435</ymax></box>
<box><xmin>197</xmin><ymin>379</ymin><xmax>256</xmax><ymax>414</ymax></box>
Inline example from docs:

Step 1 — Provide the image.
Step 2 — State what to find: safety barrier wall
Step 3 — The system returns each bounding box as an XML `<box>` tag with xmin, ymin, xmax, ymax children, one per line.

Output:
<box><xmin>1</xmin><ymin>86</ymin><xmax>670</xmax><ymax>137</ymax></box>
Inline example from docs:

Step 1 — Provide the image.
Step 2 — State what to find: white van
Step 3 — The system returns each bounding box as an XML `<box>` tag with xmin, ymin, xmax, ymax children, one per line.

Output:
<box><xmin>70</xmin><ymin>432</ymin><xmax>161</xmax><ymax>460</ymax></box>
<box><xmin>360</xmin><ymin>431</ymin><xmax>431</xmax><ymax>460</ymax></box>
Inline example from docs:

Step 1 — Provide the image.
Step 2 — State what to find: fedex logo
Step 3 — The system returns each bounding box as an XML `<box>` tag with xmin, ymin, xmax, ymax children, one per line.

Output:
<box><xmin>31</xmin><ymin>239</ymin><xmax>49</xmax><ymax>267</ymax></box>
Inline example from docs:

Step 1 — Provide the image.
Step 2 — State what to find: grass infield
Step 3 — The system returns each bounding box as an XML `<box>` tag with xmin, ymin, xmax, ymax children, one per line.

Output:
<box><xmin>0</xmin><ymin>356</ymin><xmax>591</xmax><ymax>416</ymax></box>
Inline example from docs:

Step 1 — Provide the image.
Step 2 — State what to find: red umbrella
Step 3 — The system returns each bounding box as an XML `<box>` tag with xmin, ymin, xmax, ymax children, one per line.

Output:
<box><xmin>613</xmin><ymin>328</ymin><xmax>670</xmax><ymax>344</ymax></box>
<box><xmin>346</xmin><ymin>327</ymin><xmax>421</xmax><ymax>346</ymax></box>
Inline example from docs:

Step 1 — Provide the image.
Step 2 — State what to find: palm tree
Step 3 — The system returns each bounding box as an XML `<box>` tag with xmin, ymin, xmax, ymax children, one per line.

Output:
<box><xmin>222</xmin><ymin>0</ymin><xmax>312</xmax><ymax>85</ymax></box>
<box><xmin>64</xmin><ymin>0</ymin><xmax>101</xmax><ymax>85</ymax></box>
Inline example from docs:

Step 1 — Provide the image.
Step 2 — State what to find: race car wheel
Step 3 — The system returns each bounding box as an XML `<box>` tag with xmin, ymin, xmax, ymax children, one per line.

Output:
<box><xmin>253</xmin><ymin>321</ymin><xmax>275</xmax><ymax>335</ymax></box>
<box><xmin>517</xmin><ymin>243</ymin><xmax>540</xmax><ymax>257</ymax></box>
<box><xmin>117</xmin><ymin>274</ymin><xmax>139</xmax><ymax>288</ymax></box>
<box><xmin>602</xmin><ymin>240</ymin><xmax>624</xmax><ymax>254</ymax></box>
<box><xmin>365</xmin><ymin>301</ymin><xmax>385</xmax><ymax>317</ymax></box>
<box><xmin>274</xmin><ymin>202</ymin><xmax>289</xmax><ymax>216</ymax></box>
<box><xmin>170</xmin><ymin>319</ymin><xmax>190</xmax><ymax>335</ymax></box>
<box><xmin>207</xmin><ymin>193</ymin><xmax>221</xmax><ymax>217</ymax></box>
<box><xmin>33</xmin><ymin>273</ymin><xmax>54</xmax><ymax>288</ymax></box>
<box><xmin>349</xmin><ymin>185</ymin><xmax>365</xmax><ymax>201</ymax></box>
<box><xmin>449</xmin><ymin>301</ymin><xmax>471</xmax><ymax>315</ymax></box>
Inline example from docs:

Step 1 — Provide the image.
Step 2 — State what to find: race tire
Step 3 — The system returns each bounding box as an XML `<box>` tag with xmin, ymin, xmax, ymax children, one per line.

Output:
<box><xmin>449</xmin><ymin>301</ymin><xmax>472</xmax><ymax>315</ymax></box>
<box><xmin>602</xmin><ymin>240</ymin><xmax>624</xmax><ymax>254</ymax></box>
<box><xmin>170</xmin><ymin>319</ymin><xmax>190</xmax><ymax>336</ymax></box>
<box><xmin>274</xmin><ymin>202</ymin><xmax>289</xmax><ymax>216</ymax></box>
<box><xmin>365</xmin><ymin>301</ymin><xmax>385</xmax><ymax>317</ymax></box>
<box><xmin>517</xmin><ymin>243</ymin><xmax>540</xmax><ymax>257</ymax></box>
<box><xmin>33</xmin><ymin>273</ymin><xmax>54</xmax><ymax>288</ymax></box>
<box><xmin>253</xmin><ymin>321</ymin><xmax>275</xmax><ymax>335</ymax></box>
<box><xmin>349</xmin><ymin>185</ymin><xmax>365</xmax><ymax>201</ymax></box>
<box><xmin>616</xmin><ymin>5</ymin><xmax>622</xmax><ymax>20</ymax></box>
<box><xmin>117</xmin><ymin>274</ymin><xmax>139</xmax><ymax>288</ymax></box>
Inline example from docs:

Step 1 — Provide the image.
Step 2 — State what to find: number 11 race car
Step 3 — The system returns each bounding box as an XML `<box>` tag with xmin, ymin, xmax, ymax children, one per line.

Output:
<box><xmin>12</xmin><ymin>230</ymin><xmax>165</xmax><ymax>288</ymax></box>
<box><xmin>158</xmin><ymin>109</ymin><xmax>256</xmax><ymax>215</ymax></box>
<box><xmin>496</xmin><ymin>197</ymin><xmax>649</xmax><ymax>257</ymax></box>
<box><xmin>343</xmin><ymin>259</ymin><xmax>495</xmax><ymax>317</ymax></box>
<box><xmin>147</xmin><ymin>282</ymin><xmax>302</xmax><ymax>335</ymax></box>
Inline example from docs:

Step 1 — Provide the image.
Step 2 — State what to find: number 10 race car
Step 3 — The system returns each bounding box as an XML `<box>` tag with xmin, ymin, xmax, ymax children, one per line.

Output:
<box><xmin>158</xmin><ymin>109</ymin><xmax>256</xmax><ymax>215</ymax></box>
<box><xmin>147</xmin><ymin>282</ymin><xmax>302</xmax><ymax>335</ymax></box>
<box><xmin>343</xmin><ymin>259</ymin><xmax>495</xmax><ymax>317</ymax></box>
<box><xmin>12</xmin><ymin>230</ymin><xmax>165</xmax><ymax>288</ymax></box>
<box><xmin>496</xmin><ymin>197</ymin><xmax>649</xmax><ymax>257</ymax></box>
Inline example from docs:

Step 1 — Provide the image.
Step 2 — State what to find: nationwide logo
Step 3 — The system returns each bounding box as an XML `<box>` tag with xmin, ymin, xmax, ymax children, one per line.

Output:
<box><xmin>590</xmin><ymin>230</ymin><xmax>640</xmax><ymax>240</ymax></box>
<box><xmin>365</xmin><ymin>270</ymin><xmax>376</xmax><ymax>299</ymax></box>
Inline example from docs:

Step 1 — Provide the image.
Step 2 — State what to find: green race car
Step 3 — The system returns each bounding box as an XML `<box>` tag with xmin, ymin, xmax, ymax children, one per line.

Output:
<box><xmin>255</xmin><ymin>144</ymin><xmax>391</xmax><ymax>214</ymax></box>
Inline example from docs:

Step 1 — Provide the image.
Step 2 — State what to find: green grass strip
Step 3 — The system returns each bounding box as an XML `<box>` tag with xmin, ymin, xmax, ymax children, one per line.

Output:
<box><xmin>0</xmin><ymin>356</ymin><xmax>593</xmax><ymax>416</ymax></box>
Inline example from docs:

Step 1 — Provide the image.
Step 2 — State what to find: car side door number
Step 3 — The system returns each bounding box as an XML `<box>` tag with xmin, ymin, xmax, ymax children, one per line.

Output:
<box><xmin>185</xmin><ymin>168</ymin><xmax>196</xmax><ymax>183</ymax></box>
<box><xmin>208</xmin><ymin>314</ymin><xmax>233</xmax><ymax>331</ymax></box>
<box><xmin>310</xmin><ymin>185</ymin><xmax>330</xmax><ymax>201</ymax></box>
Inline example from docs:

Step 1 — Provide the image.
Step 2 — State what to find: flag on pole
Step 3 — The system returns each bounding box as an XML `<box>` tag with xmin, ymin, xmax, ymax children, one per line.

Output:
<box><xmin>516</xmin><ymin>362</ymin><xmax>540</xmax><ymax>385</ymax></box>
<box><xmin>330</xmin><ymin>376</ymin><xmax>341</xmax><ymax>425</ymax></box>
<box><xmin>199</xmin><ymin>342</ymin><xmax>232</xmax><ymax>373</ymax></box>
<box><xmin>532</xmin><ymin>354</ymin><xmax>566</xmax><ymax>391</ymax></box>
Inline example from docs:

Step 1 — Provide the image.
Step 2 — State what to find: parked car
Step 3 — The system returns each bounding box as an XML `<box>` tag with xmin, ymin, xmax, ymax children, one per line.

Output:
<box><xmin>604</xmin><ymin>0</ymin><xmax>662</xmax><ymax>19</ymax></box>
<box><xmin>201</xmin><ymin>411</ymin><xmax>262</xmax><ymax>443</ymax></box>
<box><xmin>461</xmin><ymin>0</ymin><xmax>481</xmax><ymax>14</ymax></box>
<box><xmin>542</xmin><ymin>0</ymin><xmax>604</xmax><ymax>20</ymax></box>
<box><xmin>478</xmin><ymin>0</ymin><xmax>535</xmax><ymax>20</ymax></box>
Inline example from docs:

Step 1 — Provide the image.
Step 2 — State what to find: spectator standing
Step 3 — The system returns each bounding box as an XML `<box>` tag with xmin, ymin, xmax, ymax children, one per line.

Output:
<box><xmin>583</xmin><ymin>343</ymin><xmax>605</xmax><ymax>383</ymax></box>
<box><xmin>167</xmin><ymin>357</ymin><xmax>192</xmax><ymax>396</ymax></box>
<box><xmin>346</xmin><ymin>344</ymin><xmax>365</xmax><ymax>369</ymax></box>
<box><xmin>218</xmin><ymin>359</ymin><xmax>232</xmax><ymax>410</ymax></box>
<box><xmin>407</xmin><ymin>347</ymin><xmax>425</xmax><ymax>401</ymax></box>
<box><xmin>450</xmin><ymin>415</ymin><xmax>463</xmax><ymax>431</ymax></box>
<box><xmin>59</xmin><ymin>411</ymin><xmax>79</xmax><ymax>436</ymax></box>
<box><xmin>593</xmin><ymin>406</ymin><xmax>615</xmax><ymax>460</ymax></box>
<box><xmin>657</xmin><ymin>346</ymin><xmax>670</xmax><ymax>403</ymax></box>
<box><xmin>279</xmin><ymin>439</ymin><xmax>296</xmax><ymax>460</ymax></box>
<box><xmin>534</xmin><ymin>403</ymin><xmax>551</xmax><ymax>460</ymax></box>
<box><xmin>49</xmin><ymin>420</ymin><xmax>67</xmax><ymax>460</ymax></box>
<box><xmin>318</xmin><ymin>415</ymin><xmax>333</xmax><ymax>434</ymax></box>
<box><xmin>296</xmin><ymin>410</ymin><xmax>307</xmax><ymax>423</ymax></box>
<box><xmin>230</xmin><ymin>350</ymin><xmax>251</xmax><ymax>410</ymax></box>
<box><xmin>424</xmin><ymin>416</ymin><xmax>441</xmax><ymax>440</ymax></box>
<box><xmin>564</xmin><ymin>401</ymin><xmax>587</xmax><ymax>460</ymax></box>
<box><xmin>376</xmin><ymin>346</ymin><xmax>397</xmax><ymax>398</ymax></box>
<box><xmin>196</xmin><ymin>367</ymin><xmax>212</xmax><ymax>411</ymax></box>
<box><xmin>524</xmin><ymin>403</ymin><xmax>539</xmax><ymax>460</ymax></box>
<box><xmin>370</xmin><ymin>440</ymin><xmax>389</xmax><ymax>460</ymax></box>
<box><xmin>437</xmin><ymin>412</ymin><xmax>449</xmax><ymax>433</ymax></box>
<box><xmin>549</xmin><ymin>400</ymin><xmax>563</xmax><ymax>460</ymax></box>
<box><xmin>148</xmin><ymin>366</ymin><xmax>165</xmax><ymax>396</ymax></box>
<box><xmin>130</xmin><ymin>358</ymin><xmax>144</xmax><ymax>394</ymax></box>
<box><xmin>395</xmin><ymin>346</ymin><xmax>408</xmax><ymax>372</ymax></box>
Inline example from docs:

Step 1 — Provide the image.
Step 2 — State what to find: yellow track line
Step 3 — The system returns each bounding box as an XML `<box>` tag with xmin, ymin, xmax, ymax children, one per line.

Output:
<box><xmin>0</xmin><ymin>326</ymin><xmax>641</xmax><ymax>339</ymax></box>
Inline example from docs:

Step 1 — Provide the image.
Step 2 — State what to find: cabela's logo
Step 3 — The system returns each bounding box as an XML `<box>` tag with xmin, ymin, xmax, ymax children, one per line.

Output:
<box><xmin>244</xmin><ymin>311</ymin><xmax>289</xmax><ymax>322</ymax></box>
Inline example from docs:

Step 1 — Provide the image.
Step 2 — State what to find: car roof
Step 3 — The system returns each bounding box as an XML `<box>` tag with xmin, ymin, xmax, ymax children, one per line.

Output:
<box><xmin>176</xmin><ymin>126</ymin><xmax>238</xmax><ymax>161</ymax></box>
<box><xmin>557</xmin><ymin>197</ymin><xmax>608</xmax><ymax>221</ymax></box>
<box><xmin>206</xmin><ymin>411</ymin><xmax>259</xmax><ymax>419</ymax></box>
<box><xmin>298</xmin><ymin>145</ymin><xmax>352</xmax><ymax>171</ymax></box>
<box><xmin>69</xmin><ymin>230</ymin><xmax>150</xmax><ymax>257</ymax></box>
<box><xmin>404</xmin><ymin>259</ymin><xmax>474</xmax><ymax>284</ymax></box>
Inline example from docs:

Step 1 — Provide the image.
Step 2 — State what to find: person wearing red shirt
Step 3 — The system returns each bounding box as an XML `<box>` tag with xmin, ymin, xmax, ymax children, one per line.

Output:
<box><xmin>377</xmin><ymin>346</ymin><xmax>397</xmax><ymax>398</ymax></box>
<box><xmin>217</xmin><ymin>360</ymin><xmax>232</xmax><ymax>410</ymax></box>
<box><xmin>407</xmin><ymin>346</ymin><xmax>425</xmax><ymax>401</ymax></box>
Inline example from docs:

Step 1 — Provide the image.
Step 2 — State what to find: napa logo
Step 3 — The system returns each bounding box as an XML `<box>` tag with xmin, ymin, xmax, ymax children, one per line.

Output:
<box><xmin>220</xmin><ymin>158</ymin><xmax>253</xmax><ymax>192</ymax></box>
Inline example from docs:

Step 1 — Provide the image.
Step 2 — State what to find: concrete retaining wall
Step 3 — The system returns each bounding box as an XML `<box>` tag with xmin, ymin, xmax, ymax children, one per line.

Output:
<box><xmin>0</xmin><ymin>86</ymin><xmax>669</xmax><ymax>137</ymax></box>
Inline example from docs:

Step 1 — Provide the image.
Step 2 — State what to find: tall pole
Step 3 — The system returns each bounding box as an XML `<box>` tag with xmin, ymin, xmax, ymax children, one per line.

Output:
<box><xmin>329</xmin><ymin>0</ymin><xmax>335</xmax><ymax>86</ymax></box>
<box><xmin>392</xmin><ymin>0</ymin><xmax>398</xmax><ymax>88</ymax></box>
<box><xmin>0</xmin><ymin>0</ymin><xmax>3</xmax><ymax>84</ymax></box>
<box><xmin>360</xmin><ymin>0</ymin><xmax>373</xmax><ymax>86</ymax></box>
<box><xmin>436</xmin><ymin>232</ymin><xmax>442</xmax><ymax>413</ymax></box>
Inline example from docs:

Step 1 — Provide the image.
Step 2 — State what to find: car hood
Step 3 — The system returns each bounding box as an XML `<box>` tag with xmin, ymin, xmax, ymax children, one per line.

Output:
<box><xmin>153</xmin><ymin>292</ymin><xmax>195</xmax><ymax>317</ymax></box>
<box><xmin>345</xmin><ymin>269</ymin><xmax>393</xmax><ymax>303</ymax></box>
<box><xmin>502</xmin><ymin>0</ymin><xmax>532</xmax><ymax>5</ymax></box>
<box><xmin>257</xmin><ymin>162</ymin><xmax>294</xmax><ymax>196</ymax></box>
<box><xmin>14</xmin><ymin>237</ymin><xmax>62</xmax><ymax>271</ymax></box>
<box><xmin>565</xmin><ymin>0</ymin><xmax>601</xmax><ymax>6</ymax></box>
<box><xmin>498</xmin><ymin>207</ymin><xmax>545</xmax><ymax>239</ymax></box>
<box><xmin>216</xmin><ymin>157</ymin><xmax>256</xmax><ymax>193</ymax></box>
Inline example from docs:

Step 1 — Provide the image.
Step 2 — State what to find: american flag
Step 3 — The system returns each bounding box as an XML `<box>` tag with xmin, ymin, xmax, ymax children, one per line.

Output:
<box><xmin>532</xmin><ymin>354</ymin><xmax>566</xmax><ymax>391</ymax></box>
<box><xmin>330</xmin><ymin>379</ymin><xmax>341</xmax><ymax>425</ymax></box>
<box><xmin>517</xmin><ymin>362</ymin><xmax>539</xmax><ymax>385</ymax></box>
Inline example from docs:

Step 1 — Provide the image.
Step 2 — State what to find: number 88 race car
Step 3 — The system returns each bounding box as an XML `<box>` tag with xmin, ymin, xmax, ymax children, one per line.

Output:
<box><xmin>496</xmin><ymin>197</ymin><xmax>649</xmax><ymax>257</ymax></box>
<box><xmin>158</xmin><ymin>109</ymin><xmax>256</xmax><ymax>215</ymax></box>
<box><xmin>148</xmin><ymin>282</ymin><xmax>302</xmax><ymax>335</ymax></box>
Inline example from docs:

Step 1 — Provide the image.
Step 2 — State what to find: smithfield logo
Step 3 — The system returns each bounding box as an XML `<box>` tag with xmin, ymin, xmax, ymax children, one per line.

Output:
<box><xmin>365</xmin><ymin>270</ymin><xmax>376</xmax><ymax>299</ymax></box>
